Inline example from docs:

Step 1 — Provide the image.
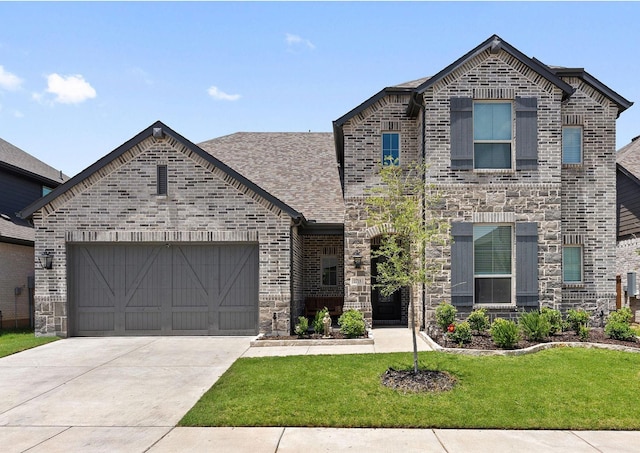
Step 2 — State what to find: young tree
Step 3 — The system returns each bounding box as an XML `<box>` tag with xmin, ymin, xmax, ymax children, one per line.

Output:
<box><xmin>366</xmin><ymin>158</ymin><xmax>448</xmax><ymax>373</ymax></box>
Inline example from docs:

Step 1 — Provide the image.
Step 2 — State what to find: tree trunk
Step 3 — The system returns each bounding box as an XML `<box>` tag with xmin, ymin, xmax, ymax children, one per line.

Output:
<box><xmin>410</xmin><ymin>289</ymin><xmax>419</xmax><ymax>374</ymax></box>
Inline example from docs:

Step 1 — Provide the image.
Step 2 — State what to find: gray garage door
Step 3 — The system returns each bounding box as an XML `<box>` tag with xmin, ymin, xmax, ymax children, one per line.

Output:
<box><xmin>68</xmin><ymin>243</ymin><xmax>258</xmax><ymax>336</ymax></box>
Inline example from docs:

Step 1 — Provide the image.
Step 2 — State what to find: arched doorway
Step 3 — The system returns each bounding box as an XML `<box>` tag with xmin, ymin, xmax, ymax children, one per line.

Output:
<box><xmin>370</xmin><ymin>236</ymin><xmax>403</xmax><ymax>325</ymax></box>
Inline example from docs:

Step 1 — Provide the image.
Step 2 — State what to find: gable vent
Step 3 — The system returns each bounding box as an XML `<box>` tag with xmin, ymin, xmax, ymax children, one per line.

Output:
<box><xmin>157</xmin><ymin>165</ymin><xmax>168</xmax><ymax>195</ymax></box>
<box><xmin>382</xmin><ymin>121</ymin><xmax>401</xmax><ymax>131</ymax></box>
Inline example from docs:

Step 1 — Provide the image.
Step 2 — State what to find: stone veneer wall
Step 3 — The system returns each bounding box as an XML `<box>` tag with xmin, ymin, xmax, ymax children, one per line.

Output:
<box><xmin>0</xmin><ymin>242</ymin><xmax>33</xmax><ymax>328</ymax></box>
<box><xmin>32</xmin><ymin>134</ymin><xmax>294</xmax><ymax>337</ymax></box>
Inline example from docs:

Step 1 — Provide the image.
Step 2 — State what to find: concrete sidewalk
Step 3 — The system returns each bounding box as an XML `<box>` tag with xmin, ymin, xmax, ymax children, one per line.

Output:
<box><xmin>148</xmin><ymin>427</ymin><xmax>640</xmax><ymax>453</ymax></box>
<box><xmin>1</xmin><ymin>328</ymin><xmax>638</xmax><ymax>452</ymax></box>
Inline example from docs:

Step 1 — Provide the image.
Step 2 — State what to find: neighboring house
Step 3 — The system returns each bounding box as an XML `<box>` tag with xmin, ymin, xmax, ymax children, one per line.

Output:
<box><xmin>616</xmin><ymin>135</ymin><xmax>640</xmax><ymax>292</ymax></box>
<box><xmin>22</xmin><ymin>35</ymin><xmax>633</xmax><ymax>337</ymax></box>
<box><xmin>0</xmin><ymin>137</ymin><xmax>66</xmax><ymax>329</ymax></box>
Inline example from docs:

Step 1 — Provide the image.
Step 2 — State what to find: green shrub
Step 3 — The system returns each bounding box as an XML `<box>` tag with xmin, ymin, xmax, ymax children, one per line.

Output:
<box><xmin>338</xmin><ymin>309</ymin><xmax>366</xmax><ymax>338</ymax></box>
<box><xmin>435</xmin><ymin>302</ymin><xmax>457</xmax><ymax>332</ymax></box>
<box><xmin>608</xmin><ymin>307</ymin><xmax>633</xmax><ymax>325</ymax></box>
<box><xmin>449</xmin><ymin>321</ymin><xmax>473</xmax><ymax>345</ymax></box>
<box><xmin>519</xmin><ymin>310</ymin><xmax>551</xmax><ymax>342</ymax></box>
<box><xmin>540</xmin><ymin>307</ymin><xmax>563</xmax><ymax>335</ymax></box>
<box><xmin>490</xmin><ymin>318</ymin><xmax>520</xmax><ymax>349</ymax></box>
<box><xmin>566</xmin><ymin>309</ymin><xmax>590</xmax><ymax>334</ymax></box>
<box><xmin>294</xmin><ymin>316</ymin><xmax>308</xmax><ymax>337</ymax></box>
<box><xmin>578</xmin><ymin>324</ymin><xmax>590</xmax><ymax>342</ymax></box>
<box><xmin>467</xmin><ymin>308</ymin><xmax>489</xmax><ymax>334</ymax></box>
<box><xmin>313</xmin><ymin>307</ymin><xmax>329</xmax><ymax>334</ymax></box>
<box><xmin>604</xmin><ymin>321</ymin><xmax>636</xmax><ymax>341</ymax></box>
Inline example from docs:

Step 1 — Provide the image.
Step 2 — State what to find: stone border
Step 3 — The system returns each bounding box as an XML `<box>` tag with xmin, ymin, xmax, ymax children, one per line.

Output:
<box><xmin>419</xmin><ymin>332</ymin><xmax>640</xmax><ymax>356</ymax></box>
<box><xmin>250</xmin><ymin>332</ymin><xmax>374</xmax><ymax>347</ymax></box>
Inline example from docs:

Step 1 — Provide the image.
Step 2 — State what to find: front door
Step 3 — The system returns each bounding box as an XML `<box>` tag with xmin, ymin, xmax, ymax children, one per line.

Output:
<box><xmin>371</xmin><ymin>247</ymin><xmax>402</xmax><ymax>324</ymax></box>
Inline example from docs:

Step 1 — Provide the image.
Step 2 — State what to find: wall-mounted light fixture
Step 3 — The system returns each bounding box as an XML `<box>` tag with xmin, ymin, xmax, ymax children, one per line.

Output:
<box><xmin>353</xmin><ymin>250</ymin><xmax>363</xmax><ymax>269</ymax></box>
<box><xmin>39</xmin><ymin>250</ymin><xmax>53</xmax><ymax>270</ymax></box>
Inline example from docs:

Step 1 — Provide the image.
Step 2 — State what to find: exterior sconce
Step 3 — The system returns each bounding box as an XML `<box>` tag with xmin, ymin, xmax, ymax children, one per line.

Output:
<box><xmin>39</xmin><ymin>250</ymin><xmax>53</xmax><ymax>270</ymax></box>
<box><xmin>353</xmin><ymin>250</ymin><xmax>363</xmax><ymax>269</ymax></box>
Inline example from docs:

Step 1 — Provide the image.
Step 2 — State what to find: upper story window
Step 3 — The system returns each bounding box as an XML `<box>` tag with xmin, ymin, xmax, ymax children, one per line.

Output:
<box><xmin>382</xmin><ymin>132</ymin><xmax>400</xmax><ymax>166</ymax></box>
<box><xmin>473</xmin><ymin>102</ymin><xmax>513</xmax><ymax>169</ymax></box>
<box><xmin>42</xmin><ymin>186</ymin><xmax>53</xmax><ymax>196</ymax></box>
<box><xmin>451</xmin><ymin>96</ymin><xmax>537</xmax><ymax>171</ymax></box>
<box><xmin>321</xmin><ymin>256</ymin><xmax>338</xmax><ymax>286</ymax></box>
<box><xmin>157</xmin><ymin>165</ymin><xmax>168</xmax><ymax>195</ymax></box>
<box><xmin>562</xmin><ymin>126</ymin><xmax>582</xmax><ymax>164</ymax></box>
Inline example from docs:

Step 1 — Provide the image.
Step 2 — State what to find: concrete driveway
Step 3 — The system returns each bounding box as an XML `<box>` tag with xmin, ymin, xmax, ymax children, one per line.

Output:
<box><xmin>0</xmin><ymin>336</ymin><xmax>251</xmax><ymax>452</ymax></box>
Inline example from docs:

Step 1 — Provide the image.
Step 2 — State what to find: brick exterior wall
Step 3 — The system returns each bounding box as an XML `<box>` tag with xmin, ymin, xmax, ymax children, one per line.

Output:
<box><xmin>342</xmin><ymin>48</ymin><xmax>620</xmax><ymax>327</ymax></box>
<box><xmin>617</xmin><ymin>238</ymin><xmax>640</xmax><ymax>291</ymax></box>
<box><xmin>343</xmin><ymin>94</ymin><xmax>419</xmax><ymax>326</ymax></box>
<box><xmin>559</xmin><ymin>77</ymin><xmax>619</xmax><ymax>317</ymax></box>
<box><xmin>302</xmin><ymin>234</ymin><xmax>344</xmax><ymax>299</ymax></box>
<box><xmin>32</xmin><ymin>135</ymin><xmax>295</xmax><ymax>337</ymax></box>
<box><xmin>0</xmin><ymin>242</ymin><xmax>33</xmax><ymax>329</ymax></box>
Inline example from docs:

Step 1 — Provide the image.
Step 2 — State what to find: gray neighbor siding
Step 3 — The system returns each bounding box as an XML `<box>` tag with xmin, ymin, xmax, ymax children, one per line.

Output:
<box><xmin>32</xmin><ymin>134</ymin><xmax>294</xmax><ymax>336</ymax></box>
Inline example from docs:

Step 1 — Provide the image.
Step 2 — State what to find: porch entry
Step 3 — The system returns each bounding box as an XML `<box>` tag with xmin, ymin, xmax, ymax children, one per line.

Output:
<box><xmin>370</xmin><ymin>236</ymin><xmax>403</xmax><ymax>325</ymax></box>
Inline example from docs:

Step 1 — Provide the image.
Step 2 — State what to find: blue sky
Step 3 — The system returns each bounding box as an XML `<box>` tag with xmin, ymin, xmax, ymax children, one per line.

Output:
<box><xmin>1</xmin><ymin>1</ymin><xmax>639</xmax><ymax>176</ymax></box>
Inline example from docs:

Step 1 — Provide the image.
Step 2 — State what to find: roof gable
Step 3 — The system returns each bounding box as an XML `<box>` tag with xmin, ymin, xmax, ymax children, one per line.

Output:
<box><xmin>412</xmin><ymin>35</ymin><xmax>575</xmax><ymax>98</ymax></box>
<box><xmin>21</xmin><ymin>121</ymin><xmax>304</xmax><ymax>221</ymax></box>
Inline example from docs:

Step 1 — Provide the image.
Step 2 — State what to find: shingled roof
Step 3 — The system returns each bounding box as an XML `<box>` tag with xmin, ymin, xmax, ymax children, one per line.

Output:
<box><xmin>198</xmin><ymin>132</ymin><xmax>343</xmax><ymax>224</ymax></box>
<box><xmin>0</xmin><ymin>137</ymin><xmax>67</xmax><ymax>184</ymax></box>
<box><xmin>617</xmin><ymin>135</ymin><xmax>640</xmax><ymax>180</ymax></box>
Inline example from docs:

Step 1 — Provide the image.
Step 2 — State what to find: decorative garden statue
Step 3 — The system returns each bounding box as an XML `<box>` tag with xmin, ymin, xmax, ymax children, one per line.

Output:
<box><xmin>322</xmin><ymin>311</ymin><xmax>332</xmax><ymax>338</ymax></box>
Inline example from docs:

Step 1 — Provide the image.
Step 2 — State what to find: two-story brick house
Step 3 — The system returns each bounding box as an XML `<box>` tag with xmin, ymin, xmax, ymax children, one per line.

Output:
<box><xmin>336</xmin><ymin>35</ymin><xmax>632</xmax><ymax>326</ymax></box>
<box><xmin>23</xmin><ymin>35</ymin><xmax>632</xmax><ymax>337</ymax></box>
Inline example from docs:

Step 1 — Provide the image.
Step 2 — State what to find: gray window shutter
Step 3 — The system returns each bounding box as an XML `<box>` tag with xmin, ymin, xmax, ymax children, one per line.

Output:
<box><xmin>516</xmin><ymin>222</ymin><xmax>539</xmax><ymax>307</ymax></box>
<box><xmin>450</xmin><ymin>97</ymin><xmax>473</xmax><ymax>170</ymax></box>
<box><xmin>451</xmin><ymin>222</ymin><xmax>473</xmax><ymax>307</ymax></box>
<box><xmin>515</xmin><ymin>97</ymin><xmax>538</xmax><ymax>170</ymax></box>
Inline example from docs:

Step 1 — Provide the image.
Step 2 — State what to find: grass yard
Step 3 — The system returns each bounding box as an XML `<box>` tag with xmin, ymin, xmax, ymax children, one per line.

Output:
<box><xmin>0</xmin><ymin>329</ymin><xmax>58</xmax><ymax>358</ymax></box>
<box><xmin>180</xmin><ymin>348</ymin><xmax>640</xmax><ymax>430</ymax></box>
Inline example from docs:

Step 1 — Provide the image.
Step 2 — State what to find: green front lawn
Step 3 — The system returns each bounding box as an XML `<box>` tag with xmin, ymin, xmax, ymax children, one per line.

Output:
<box><xmin>180</xmin><ymin>348</ymin><xmax>640</xmax><ymax>429</ymax></box>
<box><xmin>0</xmin><ymin>329</ymin><xmax>58</xmax><ymax>358</ymax></box>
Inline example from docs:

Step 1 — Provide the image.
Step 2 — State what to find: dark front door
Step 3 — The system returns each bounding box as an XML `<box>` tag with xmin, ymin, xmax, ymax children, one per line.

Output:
<box><xmin>371</xmin><ymin>249</ymin><xmax>402</xmax><ymax>324</ymax></box>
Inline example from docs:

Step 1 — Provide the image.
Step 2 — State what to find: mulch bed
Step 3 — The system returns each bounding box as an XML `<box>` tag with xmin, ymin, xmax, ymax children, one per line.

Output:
<box><xmin>434</xmin><ymin>328</ymin><xmax>639</xmax><ymax>350</ymax></box>
<box><xmin>381</xmin><ymin>368</ymin><xmax>457</xmax><ymax>393</ymax></box>
<box><xmin>256</xmin><ymin>331</ymin><xmax>369</xmax><ymax>341</ymax></box>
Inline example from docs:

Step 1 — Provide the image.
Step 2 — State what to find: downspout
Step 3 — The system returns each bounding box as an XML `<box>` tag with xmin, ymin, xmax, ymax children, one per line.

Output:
<box><xmin>290</xmin><ymin>216</ymin><xmax>304</xmax><ymax>334</ymax></box>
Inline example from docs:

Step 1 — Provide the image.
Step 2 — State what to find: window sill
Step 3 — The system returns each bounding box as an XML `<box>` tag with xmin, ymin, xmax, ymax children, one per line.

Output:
<box><xmin>473</xmin><ymin>303</ymin><xmax>516</xmax><ymax>310</ymax></box>
<box><xmin>563</xmin><ymin>283</ymin><xmax>585</xmax><ymax>288</ymax></box>
<box><xmin>473</xmin><ymin>169</ymin><xmax>515</xmax><ymax>174</ymax></box>
<box><xmin>562</xmin><ymin>163</ymin><xmax>583</xmax><ymax>169</ymax></box>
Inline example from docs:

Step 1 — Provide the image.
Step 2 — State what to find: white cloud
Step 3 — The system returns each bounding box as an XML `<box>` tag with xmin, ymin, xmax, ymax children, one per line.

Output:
<box><xmin>13</xmin><ymin>110</ymin><xmax>24</xmax><ymax>118</ymax></box>
<box><xmin>43</xmin><ymin>73</ymin><xmax>96</xmax><ymax>104</ymax></box>
<box><xmin>285</xmin><ymin>33</ymin><xmax>316</xmax><ymax>51</ymax></box>
<box><xmin>0</xmin><ymin>65</ymin><xmax>23</xmax><ymax>91</ymax></box>
<box><xmin>207</xmin><ymin>86</ymin><xmax>241</xmax><ymax>101</ymax></box>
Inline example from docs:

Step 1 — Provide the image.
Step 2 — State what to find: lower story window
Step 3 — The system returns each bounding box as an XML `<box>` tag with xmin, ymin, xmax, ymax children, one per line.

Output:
<box><xmin>563</xmin><ymin>246</ymin><xmax>583</xmax><ymax>283</ymax></box>
<box><xmin>321</xmin><ymin>256</ymin><xmax>338</xmax><ymax>286</ymax></box>
<box><xmin>474</xmin><ymin>225</ymin><xmax>512</xmax><ymax>304</ymax></box>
